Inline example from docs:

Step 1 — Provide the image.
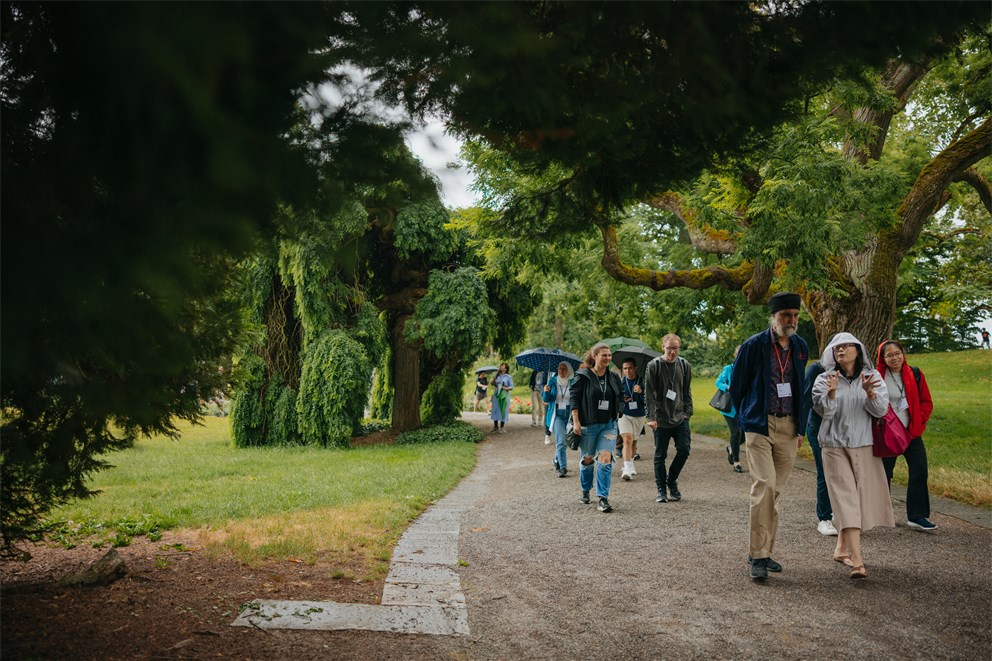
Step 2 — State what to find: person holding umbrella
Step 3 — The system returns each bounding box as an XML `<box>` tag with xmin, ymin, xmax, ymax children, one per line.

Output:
<box><xmin>490</xmin><ymin>363</ymin><xmax>514</xmax><ymax>433</ymax></box>
<box><xmin>571</xmin><ymin>343</ymin><xmax>623</xmax><ymax>512</ymax></box>
<box><xmin>473</xmin><ymin>369</ymin><xmax>492</xmax><ymax>413</ymax></box>
<box><xmin>618</xmin><ymin>357</ymin><xmax>646</xmax><ymax>481</ymax></box>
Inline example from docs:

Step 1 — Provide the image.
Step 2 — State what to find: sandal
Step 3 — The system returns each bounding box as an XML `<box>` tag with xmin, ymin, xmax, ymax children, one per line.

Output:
<box><xmin>850</xmin><ymin>565</ymin><xmax>867</xmax><ymax>579</ymax></box>
<box><xmin>833</xmin><ymin>554</ymin><xmax>854</xmax><ymax>567</ymax></box>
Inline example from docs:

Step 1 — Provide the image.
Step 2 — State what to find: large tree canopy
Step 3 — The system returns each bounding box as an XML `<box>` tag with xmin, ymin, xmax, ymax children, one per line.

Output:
<box><xmin>341</xmin><ymin>2</ymin><xmax>988</xmax><ymax>353</ymax></box>
<box><xmin>339</xmin><ymin>1</ymin><xmax>984</xmax><ymax>218</ymax></box>
<box><xmin>0</xmin><ymin>2</ymin><xmax>336</xmax><ymax>550</ymax></box>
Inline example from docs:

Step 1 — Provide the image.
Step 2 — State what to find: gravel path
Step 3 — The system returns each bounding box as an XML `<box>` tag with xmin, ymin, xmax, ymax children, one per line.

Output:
<box><xmin>314</xmin><ymin>412</ymin><xmax>992</xmax><ymax>659</ymax></box>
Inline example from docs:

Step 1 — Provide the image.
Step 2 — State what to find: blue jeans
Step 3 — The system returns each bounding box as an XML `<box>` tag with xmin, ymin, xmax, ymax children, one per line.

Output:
<box><xmin>551</xmin><ymin>409</ymin><xmax>569</xmax><ymax>470</ymax></box>
<box><xmin>806</xmin><ymin>416</ymin><xmax>833</xmax><ymax>521</ymax></box>
<box><xmin>578</xmin><ymin>420</ymin><xmax>617</xmax><ymax>498</ymax></box>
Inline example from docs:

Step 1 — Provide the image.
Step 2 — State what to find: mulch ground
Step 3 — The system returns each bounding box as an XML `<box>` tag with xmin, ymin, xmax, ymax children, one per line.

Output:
<box><xmin>0</xmin><ymin>530</ymin><xmax>384</xmax><ymax>660</ymax></box>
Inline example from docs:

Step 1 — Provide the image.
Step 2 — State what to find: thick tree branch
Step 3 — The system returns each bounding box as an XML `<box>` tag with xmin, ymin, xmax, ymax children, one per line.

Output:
<box><xmin>644</xmin><ymin>192</ymin><xmax>739</xmax><ymax>254</ymax></box>
<box><xmin>898</xmin><ymin>117</ymin><xmax>992</xmax><ymax>251</ymax></box>
<box><xmin>952</xmin><ymin>167</ymin><xmax>992</xmax><ymax>215</ymax></box>
<box><xmin>597</xmin><ymin>223</ymin><xmax>753</xmax><ymax>292</ymax></box>
<box><xmin>843</xmin><ymin>59</ymin><xmax>931</xmax><ymax>164</ymax></box>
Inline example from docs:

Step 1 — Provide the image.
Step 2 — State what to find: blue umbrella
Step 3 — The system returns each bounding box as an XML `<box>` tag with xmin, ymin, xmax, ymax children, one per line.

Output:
<box><xmin>514</xmin><ymin>348</ymin><xmax>582</xmax><ymax>375</ymax></box>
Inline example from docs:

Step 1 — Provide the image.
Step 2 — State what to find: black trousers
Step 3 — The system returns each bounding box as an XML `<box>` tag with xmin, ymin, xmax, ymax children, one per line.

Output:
<box><xmin>882</xmin><ymin>436</ymin><xmax>930</xmax><ymax>520</ymax></box>
<box><xmin>724</xmin><ymin>414</ymin><xmax>742</xmax><ymax>463</ymax></box>
<box><xmin>654</xmin><ymin>420</ymin><xmax>691</xmax><ymax>489</ymax></box>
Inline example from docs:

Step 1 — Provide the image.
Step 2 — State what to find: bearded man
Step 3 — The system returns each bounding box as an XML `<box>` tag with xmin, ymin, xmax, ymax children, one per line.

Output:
<box><xmin>730</xmin><ymin>292</ymin><xmax>810</xmax><ymax>581</ymax></box>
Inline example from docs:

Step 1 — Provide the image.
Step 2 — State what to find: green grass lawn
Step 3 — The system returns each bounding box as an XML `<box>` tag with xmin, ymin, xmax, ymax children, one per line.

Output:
<box><xmin>691</xmin><ymin>349</ymin><xmax>992</xmax><ymax>509</ymax></box>
<box><xmin>49</xmin><ymin>418</ymin><xmax>477</xmax><ymax>576</ymax></box>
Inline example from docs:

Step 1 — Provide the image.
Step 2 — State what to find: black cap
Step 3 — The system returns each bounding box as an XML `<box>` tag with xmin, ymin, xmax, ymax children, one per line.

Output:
<box><xmin>768</xmin><ymin>292</ymin><xmax>801</xmax><ymax>313</ymax></box>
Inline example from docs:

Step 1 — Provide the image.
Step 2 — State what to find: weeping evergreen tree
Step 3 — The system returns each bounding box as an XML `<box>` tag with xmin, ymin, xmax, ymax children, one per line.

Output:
<box><xmin>231</xmin><ymin>133</ymin><xmax>538</xmax><ymax>444</ymax></box>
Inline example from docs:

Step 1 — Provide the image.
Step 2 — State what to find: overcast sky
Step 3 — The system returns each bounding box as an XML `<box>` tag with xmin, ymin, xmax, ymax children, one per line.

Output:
<box><xmin>406</xmin><ymin>117</ymin><xmax>479</xmax><ymax>209</ymax></box>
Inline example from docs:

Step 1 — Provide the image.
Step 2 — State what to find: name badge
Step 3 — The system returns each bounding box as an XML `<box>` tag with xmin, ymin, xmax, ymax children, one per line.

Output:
<box><xmin>598</xmin><ymin>400</ymin><xmax>609</xmax><ymax>410</ymax></box>
<box><xmin>666</xmin><ymin>389</ymin><xmax>677</xmax><ymax>401</ymax></box>
<box><xmin>558</xmin><ymin>402</ymin><xmax>567</xmax><ymax>410</ymax></box>
<box><xmin>898</xmin><ymin>398</ymin><xmax>909</xmax><ymax>411</ymax></box>
<box><xmin>629</xmin><ymin>401</ymin><xmax>638</xmax><ymax>410</ymax></box>
<box><xmin>776</xmin><ymin>382</ymin><xmax>792</xmax><ymax>398</ymax></box>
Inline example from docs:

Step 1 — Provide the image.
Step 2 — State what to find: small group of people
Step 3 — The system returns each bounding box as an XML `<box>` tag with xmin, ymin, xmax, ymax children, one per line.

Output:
<box><xmin>481</xmin><ymin>363</ymin><xmax>514</xmax><ymax>434</ymax></box>
<box><xmin>728</xmin><ymin>292</ymin><xmax>936</xmax><ymax>582</ymax></box>
<box><xmin>534</xmin><ymin>333</ymin><xmax>695</xmax><ymax>514</ymax></box>
<box><xmin>484</xmin><ymin>290</ymin><xmax>938</xmax><ymax>583</ymax></box>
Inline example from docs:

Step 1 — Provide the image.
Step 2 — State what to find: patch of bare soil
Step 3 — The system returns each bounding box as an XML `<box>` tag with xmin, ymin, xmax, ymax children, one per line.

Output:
<box><xmin>1</xmin><ymin>530</ymin><xmax>385</xmax><ymax>660</ymax></box>
<box><xmin>350</xmin><ymin>430</ymin><xmax>399</xmax><ymax>447</ymax></box>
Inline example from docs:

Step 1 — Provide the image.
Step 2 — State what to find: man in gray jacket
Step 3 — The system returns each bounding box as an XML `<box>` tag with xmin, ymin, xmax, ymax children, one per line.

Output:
<box><xmin>645</xmin><ymin>333</ymin><xmax>693</xmax><ymax>503</ymax></box>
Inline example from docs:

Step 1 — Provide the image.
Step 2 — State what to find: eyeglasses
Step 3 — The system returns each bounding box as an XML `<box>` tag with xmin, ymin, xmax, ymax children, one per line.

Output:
<box><xmin>834</xmin><ymin>343</ymin><xmax>856</xmax><ymax>351</ymax></box>
<box><xmin>883</xmin><ymin>351</ymin><xmax>903</xmax><ymax>359</ymax></box>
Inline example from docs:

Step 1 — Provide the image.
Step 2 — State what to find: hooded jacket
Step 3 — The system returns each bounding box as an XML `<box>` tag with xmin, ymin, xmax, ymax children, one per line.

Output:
<box><xmin>811</xmin><ymin>332</ymin><xmax>888</xmax><ymax>449</ymax></box>
<box><xmin>730</xmin><ymin>328</ymin><xmax>809</xmax><ymax>436</ymax></box>
<box><xmin>875</xmin><ymin>342</ymin><xmax>933</xmax><ymax>440</ymax></box>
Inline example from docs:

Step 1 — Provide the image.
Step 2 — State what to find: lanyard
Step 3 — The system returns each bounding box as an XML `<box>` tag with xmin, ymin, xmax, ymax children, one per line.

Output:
<box><xmin>624</xmin><ymin>377</ymin><xmax>635</xmax><ymax>399</ymax></box>
<box><xmin>774</xmin><ymin>342</ymin><xmax>791</xmax><ymax>384</ymax></box>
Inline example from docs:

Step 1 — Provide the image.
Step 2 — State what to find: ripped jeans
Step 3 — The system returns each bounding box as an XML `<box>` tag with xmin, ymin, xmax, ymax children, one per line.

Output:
<box><xmin>578</xmin><ymin>420</ymin><xmax>617</xmax><ymax>498</ymax></box>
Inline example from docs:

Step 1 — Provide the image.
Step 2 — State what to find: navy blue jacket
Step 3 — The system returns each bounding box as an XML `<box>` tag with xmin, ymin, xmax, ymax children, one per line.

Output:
<box><xmin>730</xmin><ymin>329</ymin><xmax>810</xmax><ymax>436</ymax></box>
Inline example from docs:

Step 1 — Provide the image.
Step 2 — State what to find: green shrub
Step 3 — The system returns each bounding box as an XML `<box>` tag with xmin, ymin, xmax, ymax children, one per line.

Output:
<box><xmin>396</xmin><ymin>421</ymin><xmax>483</xmax><ymax>445</ymax></box>
<box><xmin>297</xmin><ymin>330</ymin><xmax>371</xmax><ymax>447</ymax></box>
<box><xmin>420</xmin><ymin>369</ymin><xmax>466</xmax><ymax>426</ymax></box>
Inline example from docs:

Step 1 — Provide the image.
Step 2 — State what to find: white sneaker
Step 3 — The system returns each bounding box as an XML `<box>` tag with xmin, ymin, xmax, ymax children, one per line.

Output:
<box><xmin>630</xmin><ymin>464</ymin><xmax>637</xmax><ymax>475</ymax></box>
<box><xmin>544</xmin><ymin>434</ymin><xmax>551</xmax><ymax>445</ymax></box>
<box><xmin>817</xmin><ymin>519</ymin><xmax>838</xmax><ymax>536</ymax></box>
<box><xmin>621</xmin><ymin>461</ymin><xmax>633</xmax><ymax>481</ymax></box>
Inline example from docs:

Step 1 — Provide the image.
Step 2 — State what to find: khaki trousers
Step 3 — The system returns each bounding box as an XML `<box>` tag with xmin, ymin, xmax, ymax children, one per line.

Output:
<box><xmin>746</xmin><ymin>415</ymin><xmax>797</xmax><ymax>558</ymax></box>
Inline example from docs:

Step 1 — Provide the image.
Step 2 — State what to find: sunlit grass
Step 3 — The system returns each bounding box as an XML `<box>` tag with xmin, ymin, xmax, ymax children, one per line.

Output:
<box><xmin>50</xmin><ymin>417</ymin><xmax>477</xmax><ymax>575</ymax></box>
<box><xmin>694</xmin><ymin>349</ymin><xmax>992</xmax><ymax>509</ymax></box>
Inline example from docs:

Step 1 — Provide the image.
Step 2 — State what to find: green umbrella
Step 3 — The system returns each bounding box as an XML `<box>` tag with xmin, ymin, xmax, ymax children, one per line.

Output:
<box><xmin>598</xmin><ymin>336</ymin><xmax>649</xmax><ymax>352</ymax></box>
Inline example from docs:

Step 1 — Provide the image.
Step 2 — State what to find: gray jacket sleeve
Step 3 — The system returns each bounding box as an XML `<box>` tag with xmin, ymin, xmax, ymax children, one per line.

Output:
<box><xmin>682</xmin><ymin>359</ymin><xmax>693</xmax><ymax>418</ymax></box>
<box><xmin>645</xmin><ymin>360</ymin><xmax>659</xmax><ymax>424</ymax></box>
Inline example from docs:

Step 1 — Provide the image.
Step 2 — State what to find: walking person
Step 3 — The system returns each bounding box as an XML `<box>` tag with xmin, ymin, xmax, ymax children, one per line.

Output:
<box><xmin>875</xmin><ymin>340</ymin><xmax>937</xmax><ymax>531</ymax></box>
<box><xmin>490</xmin><ymin>363</ymin><xmax>513</xmax><ymax>434</ymax></box>
<box><xmin>645</xmin><ymin>334</ymin><xmax>693</xmax><ymax>503</ymax></box>
<box><xmin>730</xmin><ymin>292</ymin><xmax>809</xmax><ymax>581</ymax></box>
<box><xmin>618</xmin><ymin>358</ymin><xmax>645</xmax><ymax>481</ymax></box>
<box><xmin>529</xmin><ymin>369</ymin><xmax>547</xmax><ymax>427</ymax></box>
<box><xmin>803</xmin><ymin>358</ymin><xmax>837</xmax><ymax>536</ymax></box>
<box><xmin>543</xmin><ymin>361</ymin><xmax>575</xmax><ymax>478</ymax></box>
<box><xmin>981</xmin><ymin>329</ymin><xmax>990</xmax><ymax>349</ymax></box>
<box><xmin>570</xmin><ymin>343</ymin><xmax>623</xmax><ymax>512</ymax></box>
<box><xmin>473</xmin><ymin>372</ymin><xmax>490</xmax><ymax>413</ymax></box>
<box><xmin>812</xmin><ymin>333</ymin><xmax>894</xmax><ymax>579</ymax></box>
<box><xmin>715</xmin><ymin>346</ymin><xmax>744</xmax><ymax>473</ymax></box>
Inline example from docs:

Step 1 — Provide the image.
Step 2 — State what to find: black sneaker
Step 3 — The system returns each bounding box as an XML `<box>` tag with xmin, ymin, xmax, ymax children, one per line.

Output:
<box><xmin>726</xmin><ymin>445</ymin><xmax>734</xmax><ymax>465</ymax></box>
<box><xmin>581</xmin><ymin>490</ymin><xmax>590</xmax><ymax>504</ymax></box>
<box><xmin>667</xmin><ymin>481</ymin><xmax>682</xmax><ymax>501</ymax></box>
<box><xmin>748</xmin><ymin>556</ymin><xmax>782</xmax><ymax>572</ymax></box>
<box><xmin>750</xmin><ymin>557</ymin><xmax>768</xmax><ymax>581</ymax></box>
<box><xmin>655</xmin><ymin>489</ymin><xmax>667</xmax><ymax>503</ymax></box>
<box><xmin>598</xmin><ymin>497</ymin><xmax>613</xmax><ymax>513</ymax></box>
<box><xmin>633</xmin><ymin>453</ymin><xmax>641</xmax><ymax>461</ymax></box>
<box><xmin>558</xmin><ymin>467</ymin><xmax>568</xmax><ymax>478</ymax></box>
<box><xmin>553</xmin><ymin>458</ymin><xmax>560</xmax><ymax>470</ymax></box>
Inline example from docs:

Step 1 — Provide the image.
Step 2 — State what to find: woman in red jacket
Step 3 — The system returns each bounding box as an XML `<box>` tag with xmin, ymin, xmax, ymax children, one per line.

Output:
<box><xmin>876</xmin><ymin>340</ymin><xmax>937</xmax><ymax>531</ymax></box>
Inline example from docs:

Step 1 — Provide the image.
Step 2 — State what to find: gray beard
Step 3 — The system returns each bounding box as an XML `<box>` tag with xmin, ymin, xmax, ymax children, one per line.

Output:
<box><xmin>772</xmin><ymin>323</ymin><xmax>796</xmax><ymax>338</ymax></box>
